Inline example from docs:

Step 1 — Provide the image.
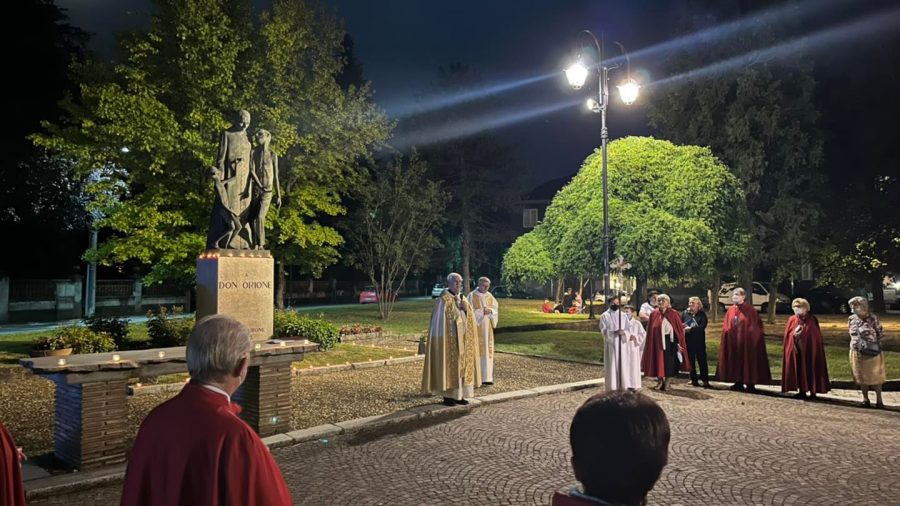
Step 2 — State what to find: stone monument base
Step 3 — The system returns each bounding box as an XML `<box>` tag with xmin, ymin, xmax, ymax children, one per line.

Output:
<box><xmin>196</xmin><ymin>249</ymin><xmax>274</xmax><ymax>340</ymax></box>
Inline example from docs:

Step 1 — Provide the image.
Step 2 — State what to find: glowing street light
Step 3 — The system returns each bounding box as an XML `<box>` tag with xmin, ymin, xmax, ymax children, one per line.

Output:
<box><xmin>564</xmin><ymin>31</ymin><xmax>638</xmax><ymax>320</ymax></box>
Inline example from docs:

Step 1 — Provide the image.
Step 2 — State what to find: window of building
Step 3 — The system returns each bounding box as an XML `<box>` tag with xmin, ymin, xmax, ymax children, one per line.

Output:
<box><xmin>523</xmin><ymin>208</ymin><xmax>538</xmax><ymax>228</ymax></box>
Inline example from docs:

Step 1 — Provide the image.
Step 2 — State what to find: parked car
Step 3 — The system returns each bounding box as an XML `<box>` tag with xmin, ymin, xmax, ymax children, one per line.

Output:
<box><xmin>718</xmin><ymin>282</ymin><xmax>790</xmax><ymax>313</ymax></box>
<box><xmin>431</xmin><ymin>283</ymin><xmax>445</xmax><ymax>298</ymax></box>
<box><xmin>490</xmin><ymin>286</ymin><xmax>533</xmax><ymax>299</ymax></box>
<box><xmin>796</xmin><ymin>287</ymin><xmax>852</xmax><ymax>314</ymax></box>
<box><xmin>359</xmin><ymin>286</ymin><xmax>398</xmax><ymax>304</ymax></box>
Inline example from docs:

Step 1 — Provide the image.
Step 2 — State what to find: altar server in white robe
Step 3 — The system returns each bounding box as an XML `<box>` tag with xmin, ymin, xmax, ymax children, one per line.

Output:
<box><xmin>600</xmin><ymin>297</ymin><xmax>646</xmax><ymax>391</ymax></box>
<box><xmin>469</xmin><ymin>276</ymin><xmax>499</xmax><ymax>385</ymax></box>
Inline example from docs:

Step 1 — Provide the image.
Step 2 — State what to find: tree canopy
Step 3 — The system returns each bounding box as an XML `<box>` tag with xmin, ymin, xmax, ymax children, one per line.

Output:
<box><xmin>503</xmin><ymin>136</ymin><xmax>751</xmax><ymax>285</ymax></box>
<box><xmin>34</xmin><ymin>0</ymin><xmax>392</xmax><ymax>288</ymax></box>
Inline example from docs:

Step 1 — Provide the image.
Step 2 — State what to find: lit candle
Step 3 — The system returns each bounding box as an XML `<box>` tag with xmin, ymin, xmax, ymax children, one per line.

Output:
<box><xmin>254</xmin><ymin>343</ymin><xmax>262</xmax><ymax>351</ymax></box>
<box><xmin>303</xmin><ymin>339</ymin><xmax>310</xmax><ymax>345</ymax></box>
<box><xmin>134</xmin><ymin>382</ymin><xmax>142</xmax><ymax>388</ymax></box>
<box><xmin>157</xmin><ymin>351</ymin><xmax>166</xmax><ymax>359</ymax></box>
<box><xmin>279</xmin><ymin>341</ymin><xmax>287</xmax><ymax>347</ymax></box>
<box><xmin>112</xmin><ymin>354</ymin><xmax>121</xmax><ymax>362</ymax></box>
<box><xmin>57</xmin><ymin>358</ymin><xmax>66</xmax><ymax>366</ymax></box>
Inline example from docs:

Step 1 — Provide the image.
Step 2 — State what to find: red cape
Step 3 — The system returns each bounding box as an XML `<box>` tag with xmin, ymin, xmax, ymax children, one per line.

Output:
<box><xmin>121</xmin><ymin>383</ymin><xmax>292</xmax><ymax>506</ymax></box>
<box><xmin>781</xmin><ymin>314</ymin><xmax>830</xmax><ymax>394</ymax></box>
<box><xmin>717</xmin><ymin>303</ymin><xmax>771</xmax><ymax>385</ymax></box>
<box><xmin>0</xmin><ymin>422</ymin><xmax>25</xmax><ymax>506</ymax></box>
<box><xmin>641</xmin><ymin>308</ymin><xmax>691</xmax><ymax>377</ymax></box>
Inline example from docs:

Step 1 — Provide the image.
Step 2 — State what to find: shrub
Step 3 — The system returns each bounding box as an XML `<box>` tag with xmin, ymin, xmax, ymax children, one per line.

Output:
<box><xmin>32</xmin><ymin>334</ymin><xmax>69</xmax><ymax>351</ymax></box>
<box><xmin>84</xmin><ymin>315</ymin><xmax>131</xmax><ymax>350</ymax></box>
<box><xmin>338</xmin><ymin>323</ymin><xmax>384</xmax><ymax>336</ymax></box>
<box><xmin>147</xmin><ymin>306</ymin><xmax>194</xmax><ymax>348</ymax></box>
<box><xmin>274</xmin><ymin>310</ymin><xmax>339</xmax><ymax>351</ymax></box>
<box><xmin>56</xmin><ymin>326</ymin><xmax>116</xmax><ymax>354</ymax></box>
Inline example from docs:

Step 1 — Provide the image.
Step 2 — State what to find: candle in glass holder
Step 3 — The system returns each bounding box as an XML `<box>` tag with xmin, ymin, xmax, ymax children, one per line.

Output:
<box><xmin>157</xmin><ymin>351</ymin><xmax>166</xmax><ymax>359</ymax></box>
<box><xmin>112</xmin><ymin>354</ymin><xmax>121</xmax><ymax>362</ymax></box>
<box><xmin>57</xmin><ymin>358</ymin><xmax>67</xmax><ymax>366</ymax></box>
<box><xmin>254</xmin><ymin>343</ymin><xmax>262</xmax><ymax>351</ymax></box>
<box><xmin>279</xmin><ymin>341</ymin><xmax>287</xmax><ymax>347</ymax></box>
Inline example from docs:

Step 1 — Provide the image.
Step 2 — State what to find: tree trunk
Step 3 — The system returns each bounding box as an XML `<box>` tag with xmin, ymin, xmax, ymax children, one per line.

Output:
<box><xmin>556</xmin><ymin>277</ymin><xmax>564</xmax><ymax>302</ymax></box>
<box><xmin>275</xmin><ymin>260</ymin><xmax>286</xmax><ymax>310</ymax></box>
<box><xmin>462</xmin><ymin>224</ymin><xmax>471</xmax><ymax>295</ymax></box>
<box><xmin>767</xmin><ymin>278</ymin><xmax>778</xmax><ymax>324</ymax></box>
<box><xmin>738</xmin><ymin>265</ymin><xmax>754</xmax><ymax>310</ymax></box>
<box><xmin>634</xmin><ymin>275</ymin><xmax>647</xmax><ymax>309</ymax></box>
<box><xmin>870</xmin><ymin>273</ymin><xmax>886</xmax><ymax>313</ymax></box>
<box><xmin>708</xmin><ymin>272</ymin><xmax>721</xmax><ymax>322</ymax></box>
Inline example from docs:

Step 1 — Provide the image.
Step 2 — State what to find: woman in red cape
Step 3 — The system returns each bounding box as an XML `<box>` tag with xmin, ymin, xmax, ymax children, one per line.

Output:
<box><xmin>781</xmin><ymin>298</ymin><xmax>830</xmax><ymax>398</ymax></box>
<box><xmin>642</xmin><ymin>294</ymin><xmax>690</xmax><ymax>390</ymax></box>
<box><xmin>718</xmin><ymin>287</ymin><xmax>771</xmax><ymax>391</ymax></box>
<box><xmin>1</xmin><ymin>422</ymin><xmax>25</xmax><ymax>506</ymax></box>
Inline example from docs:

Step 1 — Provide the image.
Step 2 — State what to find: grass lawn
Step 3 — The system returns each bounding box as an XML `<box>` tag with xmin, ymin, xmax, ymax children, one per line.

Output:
<box><xmin>297</xmin><ymin>342</ymin><xmax>415</xmax><ymax>368</ymax></box>
<box><xmin>495</xmin><ymin>329</ymin><xmax>900</xmax><ymax>381</ymax></box>
<box><xmin>296</xmin><ymin>298</ymin><xmax>587</xmax><ymax>335</ymax></box>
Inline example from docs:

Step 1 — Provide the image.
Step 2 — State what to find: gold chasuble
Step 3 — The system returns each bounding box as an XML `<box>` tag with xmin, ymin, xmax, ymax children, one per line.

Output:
<box><xmin>422</xmin><ymin>290</ymin><xmax>482</xmax><ymax>398</ymax></box>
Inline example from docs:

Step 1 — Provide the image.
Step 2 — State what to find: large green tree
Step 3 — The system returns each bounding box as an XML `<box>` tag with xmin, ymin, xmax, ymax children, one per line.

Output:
<box><xmin>501</xmin><ymin>231</ymin><xmax>555</xmax><ymax>289</ymax></box>
<box><xmin>647</xmin><ymin>0</ymin><xmax>824</xmax><ymax>321</ymax></box>
<box><xmin>519</xmin><ymin>136</ymin><xmax>750</xmax><ymax>318</ymax></box>
<box><xmin>34</xmin><ymin>0</ymin><xmax>392</xmax><ymax>303</ymax></box>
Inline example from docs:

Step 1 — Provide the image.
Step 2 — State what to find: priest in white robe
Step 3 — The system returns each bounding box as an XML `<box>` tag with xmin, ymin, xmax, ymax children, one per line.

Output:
<box><xmin>422</xmin><ymin>272</ymin><xmax>482</xmax><ymax>406</ymax></box>
<box><xmin>468</xmin><ymin>276</ymin><xmax>499</xmax><ymax>385</ymax></box>
<box><xmin>600</xmin><ymin>296</ymin><xmax>645</xmax><ymax>391</ymax></box>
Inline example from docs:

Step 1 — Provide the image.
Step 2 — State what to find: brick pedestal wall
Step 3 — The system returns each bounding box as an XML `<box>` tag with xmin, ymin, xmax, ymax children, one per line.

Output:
<box><xmin>233</xmin><ymin>364</ymin><xmax>292</xmax><ymax>437</ymax></box>
<box><xmin>53</xmin><ymin>378</ymin><xmax>128</xmax><ymax>470</ymax></box>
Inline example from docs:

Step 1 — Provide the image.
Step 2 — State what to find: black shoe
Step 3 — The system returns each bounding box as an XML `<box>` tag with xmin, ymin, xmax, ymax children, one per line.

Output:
<box><xmin>482</xmin><ymin>381</ymin><xmax>494</xmax><ymax>386</ymax></box>
<box><xmin>702</xmin><ymin>381</ymin><xmax>711</xmax><ymax>389</ymax></box>
<box><xmin>455</xmin><ymin>399</ymin><xmax>470</xmax><ymax>406</ymax></box>
<box><xmin>691</xmin><ymin>380</ymin><xmax>701</xmax><ymax>387</ymax></box>
<box><xmin>792</xmin><ymin>392</ymin><xmax>806</xmax><ymax>399</ymax></box>
<box><xmin>443</xmin><ymin>397</ymin><xmax>456</xmax><ymax>406</ymax></box>
<box><xmin>729</xmin><ymin>383</ymin><xmax>745</xmax><ymax>392</ymax></box>
<box><xmin>746</xmin><ymin>384</ymin><xmax>757</xmax><ymax>393</ymax></box>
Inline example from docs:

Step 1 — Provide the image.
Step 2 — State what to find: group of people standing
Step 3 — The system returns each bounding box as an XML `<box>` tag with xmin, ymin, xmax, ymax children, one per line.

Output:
<box><xmin>422</xmin><ymin>273</ymin><xmax>499</xmax><ymax>406</ymax></box>
<box><xmin>600</xmin><ymin>288</ymin><xmax>889</xmax><ymax>407</ymax></box>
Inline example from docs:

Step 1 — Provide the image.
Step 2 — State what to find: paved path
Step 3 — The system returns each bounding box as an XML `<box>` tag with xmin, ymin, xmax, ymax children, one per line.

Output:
<box><xmin>29</xmin><ymin>384</ymin><xmax>900</xmax><ymax>505</ymax></box>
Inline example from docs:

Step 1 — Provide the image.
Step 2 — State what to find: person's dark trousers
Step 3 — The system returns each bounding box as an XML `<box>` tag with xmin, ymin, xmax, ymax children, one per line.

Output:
<box><xmin>686</xmin><ymin>334</ymin><xmax>709</xmax><ymax>383</ymax></box>
<box><xmin>682</xmin><ymin>309</ymin><xmax>709</xmax><ymax>383</ymax></box>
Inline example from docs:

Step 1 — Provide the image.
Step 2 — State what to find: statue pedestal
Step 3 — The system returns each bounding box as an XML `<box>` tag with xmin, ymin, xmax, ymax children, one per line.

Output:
<box><xmin>196</xmin><ymin>250</ymin><xmax>274</xmax><ymax>340</ymax></box>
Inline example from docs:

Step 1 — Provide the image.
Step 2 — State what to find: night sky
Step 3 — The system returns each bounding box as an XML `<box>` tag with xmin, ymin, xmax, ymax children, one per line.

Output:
<box><xmin>55</xmin><ymin>0</ymin><xmax>900</xmax><ymax>187</ymax></box>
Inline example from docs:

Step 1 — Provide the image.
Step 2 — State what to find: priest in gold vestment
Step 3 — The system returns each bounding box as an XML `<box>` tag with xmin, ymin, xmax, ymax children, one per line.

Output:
<box><xmin>468</xmin><ymin>276</ymin><xmax>498</xmax><ymax>385</ymax></box>
<box><xmin>422</xmin><ymin>272</ymin><xmax>483</xmax><ymax>406</ymax></box>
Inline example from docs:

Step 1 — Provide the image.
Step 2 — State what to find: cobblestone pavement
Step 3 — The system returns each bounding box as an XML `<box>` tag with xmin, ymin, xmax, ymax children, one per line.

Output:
<box><xmin>29</xmin><ymin>383</ymin><xmax>900</xmax><ymax>505</ymax></box>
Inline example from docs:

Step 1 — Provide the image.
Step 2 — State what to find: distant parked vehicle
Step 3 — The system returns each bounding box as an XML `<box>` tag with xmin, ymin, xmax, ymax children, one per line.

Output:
<box><xmin>359</xmin><ymin>286</ymin><xmax>398</xmax><ymax>304</ymax></box>
<box><xmin>431</xmin><ymin>283</ymin><xmax>445</xmax><ymax>298</ymax></box>
<box><xmin>718</xmin><ymin>282</ymin><xmax>790</xmax><ymax>313</ymax></box>
<box><xmin>796</xmin><ymin>287</ymin><xmax>852</xmax><ymax>314</ymax></box>
<box><xmin>490</xmin><ymin>286</ymin><xmax>533</xmax><ymax>299</ymax></box>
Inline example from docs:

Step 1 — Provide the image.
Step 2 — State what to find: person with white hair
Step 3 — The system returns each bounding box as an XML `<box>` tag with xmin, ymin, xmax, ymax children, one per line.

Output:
<box><xmin>717</xmin><ymin>287</ymin><xmax>771</xmax><ymax>392</ymax></box>
<box><xmin>423</xmin><ymin>273</ymin><xmax>482</xmax><ymax>406</ymax></box>
<box><xmin>847</xmin><ymin>296</ymin><xmax>886</xmax><ymax>408</ymax></box>
<box><xmin>641</xmin><ymin>294</ymin><xmax>690</xmax><ymax>391</ymax></box>
<box><xmin>468</xmin><ymin>276</ymin><xmax>498</xmax><ymax>385</ymax></box>
<box><xmin>121</xmin><ymin>315</ymin><xmax>291</xmax><ymax>506</ymax></box>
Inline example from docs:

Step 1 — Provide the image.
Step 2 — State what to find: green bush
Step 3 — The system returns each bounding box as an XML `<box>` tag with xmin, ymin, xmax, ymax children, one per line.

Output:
<box><xmin>32</xmin><ymin>334</ymin><xmax>69</xmax><ymax>351</ymax></box>
<box><xmin>147</xmin><ymin>306</ymin><xmax>194</xmax><ymax>348</ymax></box>
<box><xmin>84</xmin><ymin>315</ymin><xmax>131</xmax><ymax>350</ymax></box>
<box><xmin>56</xmin><ymin>326</ymin><xmax>116</xmax><ymax>354</ymax></box>
<box><xmin>274</xmin><ymin>310</ymin><xmax>339</xmax><ymax>351</ymax></box>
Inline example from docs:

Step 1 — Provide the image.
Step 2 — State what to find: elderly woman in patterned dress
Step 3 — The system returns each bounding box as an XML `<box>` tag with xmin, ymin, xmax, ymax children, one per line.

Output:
<box><xmin>847</xmin><ymin>296</ymin><xmax>886</xmax><ymax>408</ymax></box>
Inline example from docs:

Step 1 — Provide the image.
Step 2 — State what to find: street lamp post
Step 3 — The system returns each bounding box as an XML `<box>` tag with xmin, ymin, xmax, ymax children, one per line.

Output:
<box><xmin>564</xmin><ymin>31</ymin><xmax>639</xmax><ymax>320</ymax></box>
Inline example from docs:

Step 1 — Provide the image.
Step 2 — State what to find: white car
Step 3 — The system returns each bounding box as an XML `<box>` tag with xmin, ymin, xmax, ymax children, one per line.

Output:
<box><xmin>431</xmin><ymin>283</ymin><xmax>445</xmax><ymax>298</ymax></box>
<box><xmin>718</xmin><ymin>282</ymin><xmax>789</xmax><ymax>312</ymax></box>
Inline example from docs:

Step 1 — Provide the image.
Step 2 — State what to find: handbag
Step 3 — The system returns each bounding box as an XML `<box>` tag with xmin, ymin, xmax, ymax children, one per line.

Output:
<box><xmin>857</xmin><ymin>339</ymin><xmax>882</xmax><ymax>357</ymax></box>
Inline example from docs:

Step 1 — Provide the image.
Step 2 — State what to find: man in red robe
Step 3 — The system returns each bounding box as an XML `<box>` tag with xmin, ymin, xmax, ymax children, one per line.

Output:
<box><xmin>718</xmin><ymin>287</ymin><xmax>771</xmax><ymax>392</ymax></box>
<box><xmin>1</xmin><ymin>422</ymin><xmax>25</xmax><ymax>506</ymax></box>
<box><xmin>641</xmin><ymin>294</ymin><xmax>690</xmax><ymax>391</ymax></box>
<box><xmin>781</xmin><ymin>298</ymin><xmax>830</xmax><ymax>398</ymax></box>
<box><xmin>121</xmin><ymin>315</ymin><xmax>292</xmax><ymax>506</ymax></box>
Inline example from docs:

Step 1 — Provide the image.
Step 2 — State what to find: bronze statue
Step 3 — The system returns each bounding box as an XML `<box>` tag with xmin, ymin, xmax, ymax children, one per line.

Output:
<box><xmin>207</xmin><ymin>110</ymin><xmax>253</xmax><ymax>249</ymax></box>
<box><xmin>249</xmin><ymin>129</ymin><xmax>281</xmax><ymax>250</ymax></box>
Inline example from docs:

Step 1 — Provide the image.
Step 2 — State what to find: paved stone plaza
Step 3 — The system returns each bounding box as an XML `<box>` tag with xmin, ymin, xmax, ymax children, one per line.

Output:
<box><xmin>29</xmin><ymin>385</ymin><xmax>900</xmax><ymax>505</ymax></box>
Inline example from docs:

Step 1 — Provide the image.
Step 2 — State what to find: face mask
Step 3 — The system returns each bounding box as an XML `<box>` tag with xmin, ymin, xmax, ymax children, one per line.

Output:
<box><xmin>792</xmin><ymin>307</ymin><xmax>805</xmax><ymax>316</ymax></box>
<box><xmin>732</xmin><ymin>295</ymin><xmax>744</xmax><ymax>304</ymax></box>
<box><xmin>609</xmin><ymin>304</ymin><xmax>619</xmax><ymax>312</ymax></box>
